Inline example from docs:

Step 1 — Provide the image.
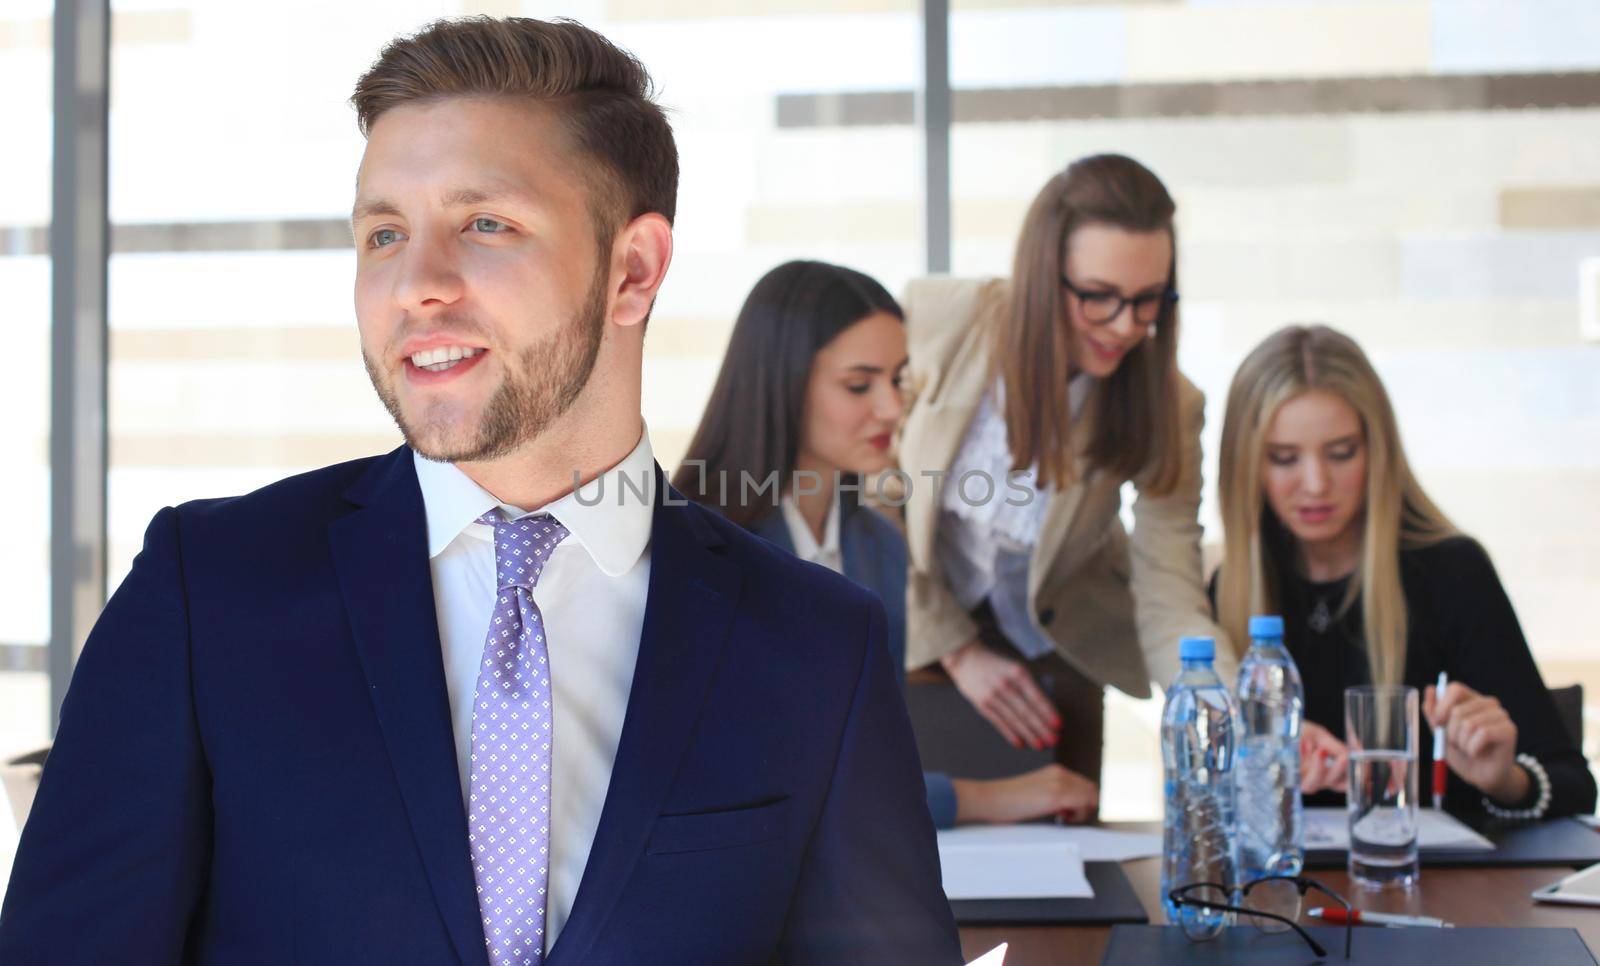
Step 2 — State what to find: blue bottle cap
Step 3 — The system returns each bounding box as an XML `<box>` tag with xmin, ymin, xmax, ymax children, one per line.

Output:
<box><xmin>1179</xmin><ymin>636</ymin><xmax>1215</xmax><ymax>662</ymax></box>
<box><xmin>1249</xmin><ymin>615</ymin><xmax>1285</xmax><ymax>639</ymax></box>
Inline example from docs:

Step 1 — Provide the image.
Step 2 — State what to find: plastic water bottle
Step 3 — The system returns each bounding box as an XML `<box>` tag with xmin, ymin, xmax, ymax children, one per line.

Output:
<box><xmin>1161</xmin><ymin>636</ymin><xmax>1239</xmax><ymax>937</ymax></box>
<box><xmin>1234</xmin><ymin>614</ymin><xmax>1305</xmax><ymax>883</ymax></box>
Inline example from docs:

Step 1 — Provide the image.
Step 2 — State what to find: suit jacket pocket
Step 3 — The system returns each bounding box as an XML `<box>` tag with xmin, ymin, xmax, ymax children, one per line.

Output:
<box><xmin>645</xmin><ymin>798</ymin><xmax>789</xmax><ymax>856</ymax></box>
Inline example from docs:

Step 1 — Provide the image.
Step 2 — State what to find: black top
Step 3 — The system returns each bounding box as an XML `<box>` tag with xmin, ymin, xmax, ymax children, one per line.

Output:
<box><xmin>1217</xmin><ymin>536</ymin><xmax>1595</xmax><ymax>819</ymax></box>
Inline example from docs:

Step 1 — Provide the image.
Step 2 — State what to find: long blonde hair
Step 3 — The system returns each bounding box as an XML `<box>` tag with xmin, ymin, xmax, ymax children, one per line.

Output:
<box><xmin>1216</xmin><ymin>325</ymin><xmax>1457</xmax><ymax>683</ymax></box>
<box><xmin>996</xmin><ymin>154</ymin><xmax>1183</xmax><ymax>493</ymax></box>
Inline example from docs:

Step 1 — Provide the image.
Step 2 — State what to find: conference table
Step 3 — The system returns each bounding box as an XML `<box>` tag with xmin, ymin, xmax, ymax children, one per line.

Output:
<box><xmin>956</xmin><ymin>822</ymin><xmax>1600</xmax><ymax>965</ymax></box>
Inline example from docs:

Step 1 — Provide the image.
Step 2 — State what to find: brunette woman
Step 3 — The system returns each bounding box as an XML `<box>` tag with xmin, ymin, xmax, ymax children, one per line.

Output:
<box><xmin>676</xmin><ymin>260</ymin><xmax>1098</xmax><ymax>826</ymax></box>
<box><xmin>897</xmin><ymin>155</ymin><xmax>1229</xmax><ymax>778</ymax></box>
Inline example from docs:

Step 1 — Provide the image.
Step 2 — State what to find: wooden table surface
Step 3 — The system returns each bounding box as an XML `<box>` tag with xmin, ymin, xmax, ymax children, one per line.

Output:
<box><xmin>957</xmin><ymin>825</ymin><xmax>1600</xmax><ymax>965</ymax></box>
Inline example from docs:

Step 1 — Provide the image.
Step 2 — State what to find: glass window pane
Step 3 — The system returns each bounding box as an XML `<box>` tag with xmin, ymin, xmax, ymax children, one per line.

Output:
<box><xmin>107</xmin><ymin>1</ymin><xmax>925</xmax><ymax>586</ymax></box>
<box><xmin>950</xmin><ymin>0</ymin><xmax>1600</xmax><ymax>817</ymax></box>
<box><xmin>553</xmin><ymin>2</ymin><xmax>923</xmax><ymax>467</ymax></box>
<box><xmin>0</xmin><ymin>2</ymin><xmax>54</xmax><ymax>757</ymax></box>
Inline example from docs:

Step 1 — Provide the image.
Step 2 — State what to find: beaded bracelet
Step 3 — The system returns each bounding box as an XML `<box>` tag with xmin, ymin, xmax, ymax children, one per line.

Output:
<box><xmin>1481</xmin><ymin>753</ymin><xmax>1552</xmax><ymax>822</ymax></box>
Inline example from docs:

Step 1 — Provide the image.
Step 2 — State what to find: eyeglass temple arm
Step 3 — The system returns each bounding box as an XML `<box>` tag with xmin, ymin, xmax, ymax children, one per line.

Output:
<box><xmin>1168</xmin><ymin>887</ymin><xmax>1332</xmax><ymax>960</ymax></box>
<box><xmin>1301</xmin><ymin>880</ymin><xmax>1355</xmax><ymax>957</ymax></box>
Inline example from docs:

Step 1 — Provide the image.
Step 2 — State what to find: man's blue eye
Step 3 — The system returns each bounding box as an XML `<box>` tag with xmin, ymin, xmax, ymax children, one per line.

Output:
<box><xmin>474</xmin><ymin>217</ymin><xmax>506</xmax><ymax>233</ymax></box>
<box><xmin>371</xmin><ymin>229</ymin><xmax>400</xmax><ymax>248</ymax></box>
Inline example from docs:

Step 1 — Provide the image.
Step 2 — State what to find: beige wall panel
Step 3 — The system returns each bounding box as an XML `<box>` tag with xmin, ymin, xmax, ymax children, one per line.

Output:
<box><xmin>1174</xmin><ymin>184</ymin><xmax>1501</xmax><ymax>243</ymax></box>
<box><xmin>3</xmin><ymin>10</ymin><xmax>191</xmax><ymax>50</ymax></box>
<box><xmin>1500</xmin><ymin>186</ymin><xmax>1600</xmax><ymax>230</ymax></box>
<box><xmin>1207</xmin><ymin>299</ymin><xmax>1582</xmax><ymax>352</ymax></box>
<box><xmin>1125</xmin><ymin>1</ymin><xmax>1430</xmax><ymax>84</ymax></box>
<box><xmin>112</xmin><ymin>326</ymin><xmax>358</xmax><ymax>362</ymax></box>
<box><xmin>953</xmin><ymin>0</ymin><xmax>1174</xmax><ymax>7</ymax></box>
<box><xmin>642</xmin><ymin>315</ymin><xmax>735</xmax><ymax>358</ymax></box>
<box><xmin>111</xmin><ymin>433</ymin><xmax>402</xmax><ymax>469</ymax></box>
<box><xmin>1179</xmin><ymin>237</ymin><xmax>1401</xmax><ymax>301</ymax></box>
<box><xmin>744</xmin><ymin>200</ymin><xmax>921</xmax><ymax>245</ymax></box>
<box><xmin>111</xmin><ymin>361</ymin><xmax>391</xmax><ymax>434</ymax></box>
<box><xmin>952</xmin><ymin>198</ymin><xmax>1032</xmax><ymax>245</ymax></box>
<box><xmin>606</xmin><ymin>0</ymin><xmax>912</xmax><ymax>19</ymax></box>
<box><xmin>1424</xmin><ymin>469</ymin><xmax>1600</xmax><ymax>662</ymax></box>
<box><xmin>756</xmin><ymin>129</ymin><xmax>922</xmax><ymax>204</ymax></box>
<box><xmin>1346</xmin><ymin>109</ymin><xmax>1600</xmax><ymax>188</ymax></box>
<box><xmin>954</xmin><ymin>116</ymin><xmax>1354</xmax><ymax>196</ymax></box>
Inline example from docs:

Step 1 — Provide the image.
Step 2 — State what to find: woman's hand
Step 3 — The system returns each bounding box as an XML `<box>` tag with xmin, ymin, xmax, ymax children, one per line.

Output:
<box><xmin>941</xmin><ymin>638</ymin><xmax>1060</xmax><ymax>750</ymax></box>
<box><xmin>1299</xmin><ymin>719</ymin><xmax>1349</xmax><ymax>794</ymax></box>
<box><xmin>1425</xmin><ymin>682</ymin><xmax>1528</xmax><ymax>805</ymax></box>
<box><xmin>952</xmin><ymin>765</ymin><xmax>1100</xmax><ymax>825</ymax></box>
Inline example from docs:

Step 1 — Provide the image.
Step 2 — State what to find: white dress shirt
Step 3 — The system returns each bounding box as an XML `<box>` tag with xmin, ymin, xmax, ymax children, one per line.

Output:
<box><xmin>779</xmin><ymin>489</ymin><xmax>844</xmax><ymax>575</ymax></box>
<box><xmin>413</xmin><ymin>428</ymin><xmax>655</xmax><ymax>953</ymax></box>
<box><xmin>937</xmin><ymin>375</ymin><xmax>1092</xmax><ymax>659</ymax></box>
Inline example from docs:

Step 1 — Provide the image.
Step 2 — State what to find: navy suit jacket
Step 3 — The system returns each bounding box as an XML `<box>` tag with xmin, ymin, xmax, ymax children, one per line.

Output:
<box><xmin>0</xmin><ymin>447</ymin><xmax>961</xmax><ymax>965</ymax></box>
<box><xmin>748</xmin><ymin>495</ymin><xmax>907</xmax><ymax>682</ymax></box>
<box><xmin>748</xmin><ymin>500</ymin><xmax>959</xmax><ymax>830</ymax></box>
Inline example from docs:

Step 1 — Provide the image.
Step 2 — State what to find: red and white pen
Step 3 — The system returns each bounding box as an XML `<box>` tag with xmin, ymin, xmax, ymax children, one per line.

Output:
<box><xmin>1433</xmin><ymin>670</ymin><xmax>1449</xmax><ymax>809</ymax></box>
<box><xmin>1309</xmin><ymin>907</ymin><xmax>1453</xmax><ymax>928</ymax></box>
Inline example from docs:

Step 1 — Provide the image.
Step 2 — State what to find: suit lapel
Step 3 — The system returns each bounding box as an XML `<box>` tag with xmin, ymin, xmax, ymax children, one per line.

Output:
<box><xmin>902</xmin><ymin>354</ymin><xmax>988</xmax><ymax>566</ymax></box>
<box><xmin>1029</xmin><ymin>451</ymin><xmax>1091</xmax><ymax>604</ymax></box>
<box><xmin>328</xmin><ymin>447</ymin><xmax>488</xmax><ymax>966</ymax></box>
<box><xmin>547</xmin><ymin>469</ymin><xmax>741</xmax><ymax>965</ymax></box>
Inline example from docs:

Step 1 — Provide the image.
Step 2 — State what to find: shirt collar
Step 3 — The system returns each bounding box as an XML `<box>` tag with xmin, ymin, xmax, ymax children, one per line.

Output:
<box><xmin>779</xmin><ymin>488</ymin><xmax>841</xmax><ymax>564</ymax></box>
<box><xmin>413</xmin><ymin>425</ymin><xmax>656</xmax><ymax>578</ymax></box>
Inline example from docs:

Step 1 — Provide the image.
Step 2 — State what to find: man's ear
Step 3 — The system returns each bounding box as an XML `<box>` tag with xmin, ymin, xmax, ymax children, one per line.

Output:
<box><xmin>609</xmin><ymin>212</ymin><xmax>673</xmax><ymax>329</ymax></box>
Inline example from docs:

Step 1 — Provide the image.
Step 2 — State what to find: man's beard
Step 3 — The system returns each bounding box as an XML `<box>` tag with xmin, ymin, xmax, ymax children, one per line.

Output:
<box><xmin>363</xmin><ymin>267</ymin><xmax>608</xmax><ymax>464</ymax></box>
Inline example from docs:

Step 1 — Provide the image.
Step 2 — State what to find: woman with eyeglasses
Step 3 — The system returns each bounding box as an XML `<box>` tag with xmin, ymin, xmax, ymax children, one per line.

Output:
<box><xmin>1212</xmin><ymin>324</ymin><xmax>1594</xmax><ymax>821</ymax></box>
<box><xmin>895</xmin><ymin>154</ymin><xmax>1230</xmax><ymax>783</ymax></box>
<box><xmin>675</xmin><ymin>260</ymin><xmax>1100</xmax><ymax>828</ymax></box>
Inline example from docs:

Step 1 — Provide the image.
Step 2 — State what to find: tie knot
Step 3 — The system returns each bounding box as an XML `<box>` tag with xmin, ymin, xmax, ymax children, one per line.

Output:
<box><xmin>478</xmin><ymin>511</ymin><xmax>569</xmax><ymax>591</ymax></box>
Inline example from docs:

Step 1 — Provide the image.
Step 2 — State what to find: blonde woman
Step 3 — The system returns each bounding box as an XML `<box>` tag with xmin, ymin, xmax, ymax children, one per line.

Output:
<box><xmin>1214</xmin><ymin>324</ymin><xmax>1595</xmax><ymax>819</ymax></box>
<box><xmin>897</xmin><ymin>154</ymin><xmax>1229</xmax><ymax>782</ymax></box>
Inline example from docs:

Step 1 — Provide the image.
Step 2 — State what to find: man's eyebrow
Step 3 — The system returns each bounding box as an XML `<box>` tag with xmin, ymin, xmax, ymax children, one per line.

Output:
<box><xmin>351</xmin><ymin>185</ymin><xmax>535</xmax><ymax>224</ymax></box>
<box><xmin>351</xmin><ymin>198</ymin><xmax>401</xmax><ymax>223</ymax></box>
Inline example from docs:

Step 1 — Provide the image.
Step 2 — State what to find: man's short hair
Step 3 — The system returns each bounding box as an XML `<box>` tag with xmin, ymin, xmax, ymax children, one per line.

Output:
<box><xmin>352</xmin><ymin>17</ymin><xmax>678</xmax><ymax>240</ymax></box>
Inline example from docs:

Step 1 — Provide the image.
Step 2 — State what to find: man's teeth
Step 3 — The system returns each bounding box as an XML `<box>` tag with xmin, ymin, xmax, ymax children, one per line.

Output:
<box><xmin>410</xmin><ymin>346</ymin><xmax>483</xmax><ymax>371</ymax></box>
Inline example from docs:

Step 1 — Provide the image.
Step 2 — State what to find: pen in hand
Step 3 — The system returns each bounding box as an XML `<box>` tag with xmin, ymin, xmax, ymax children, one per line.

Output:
<box><xmin>1433</xmin><ymin>670</ymin><xmax>1449</xmax><ymax>810</ymax></box>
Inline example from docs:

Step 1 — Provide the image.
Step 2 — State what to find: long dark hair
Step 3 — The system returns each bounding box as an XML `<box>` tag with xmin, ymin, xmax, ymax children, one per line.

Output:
<box><xmin>998</xmin><ymin>153</ymin><xmax>1182</xmax><ymax>493</ymax></box>
<box><xmin>672</xmin><ymin>260</ymin><xmax>902</xmax><ymax>527</ymax></box>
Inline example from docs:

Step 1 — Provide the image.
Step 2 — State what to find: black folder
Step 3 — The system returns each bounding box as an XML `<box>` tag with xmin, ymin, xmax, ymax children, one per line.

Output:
<box><xmin>1100</xmin><ymin>924</ymin><xmax>1597</xmax><ymax>964</ymax></box>
<box><xmin>1305</xmin><ymin>817</ymin><xmax>1600</xmax><ymax>870</ymax></box>
<box><xmin>950</xmin><ymin>861</ymin><xmax>1149</xmax><ymax>925</ymax></box>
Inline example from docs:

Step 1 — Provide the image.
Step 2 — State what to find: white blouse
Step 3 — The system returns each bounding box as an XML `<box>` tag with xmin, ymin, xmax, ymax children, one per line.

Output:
<box><xmin>936</xmin><ymin>374</ymin><xmax>1092</xmax><ymax>658</ymax></box>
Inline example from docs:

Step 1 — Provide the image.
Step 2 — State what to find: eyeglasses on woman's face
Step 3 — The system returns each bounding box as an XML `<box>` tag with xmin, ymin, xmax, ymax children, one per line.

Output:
<box><xmin>1059</xmin><ymin>273</ymin><xmax>1178</xmax><ymax>327</ymax></box>
<box><xmin>1168</xmin><ymin>874</ymin><xmax>1353</xmax><ymax>960</ymax></box>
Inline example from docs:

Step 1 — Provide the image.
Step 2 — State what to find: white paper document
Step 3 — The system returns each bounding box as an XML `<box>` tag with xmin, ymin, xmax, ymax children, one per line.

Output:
<box><xmin>935</xmin><ymin>823</ymin><xmax>1163</xmax><ymax>862</ymax></box>
<box><xmin>934</xmin><ymin>825</ymin><xmax>1113</xmax><ymax>895</ymax></box>
<box><xmin>965</xmin><ymin>942</ymin><xmax>1008</xmax><ymax>966</ymax></box>
<box><xmin>1303</xmin><ymin>806</ymin><xmax>1495</xmax><ymax>851</ymax></box>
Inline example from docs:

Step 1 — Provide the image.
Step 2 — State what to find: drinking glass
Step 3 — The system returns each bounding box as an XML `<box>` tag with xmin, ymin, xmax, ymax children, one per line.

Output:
<box><xmin>1344</xmin><ymin>685</ymin><xmax>1419</xmax><ymax>889</ymax></box>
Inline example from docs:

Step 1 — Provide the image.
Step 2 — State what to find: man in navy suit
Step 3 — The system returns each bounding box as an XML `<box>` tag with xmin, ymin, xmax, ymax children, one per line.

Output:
<box><xmin>0</xmin><ymin>17</ymin><xmax>961</xmax><ymax>965</ymax></box>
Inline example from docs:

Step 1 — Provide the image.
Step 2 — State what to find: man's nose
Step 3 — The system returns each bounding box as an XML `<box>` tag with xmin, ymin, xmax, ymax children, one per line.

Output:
<box><xmin>392</xmin><ymin>231</ymin><xmax>465</xmax><ymax>311</ymax></box>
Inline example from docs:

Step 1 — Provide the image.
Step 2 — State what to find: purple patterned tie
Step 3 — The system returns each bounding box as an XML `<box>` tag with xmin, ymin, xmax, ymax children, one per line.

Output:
<box><xmin>469</xmin><ymin>511</ymin><xmax>568</xmax><ymax>966</ymax></box>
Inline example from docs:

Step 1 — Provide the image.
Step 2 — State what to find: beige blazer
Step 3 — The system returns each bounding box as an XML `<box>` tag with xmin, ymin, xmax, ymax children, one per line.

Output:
<box><xmin>896</xmin><ymin>276</ymin><xmax>1234</xmax><ymax>698</ymax></box>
